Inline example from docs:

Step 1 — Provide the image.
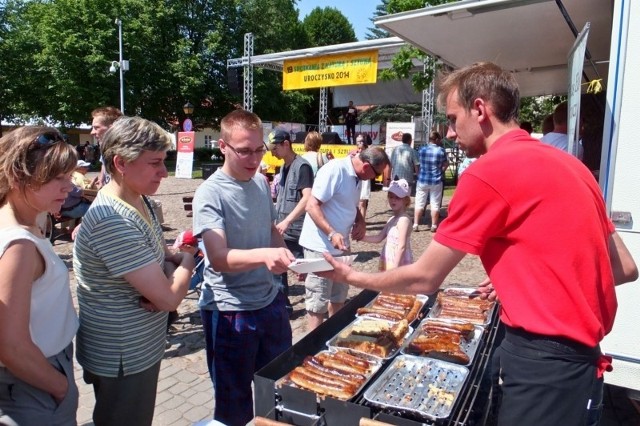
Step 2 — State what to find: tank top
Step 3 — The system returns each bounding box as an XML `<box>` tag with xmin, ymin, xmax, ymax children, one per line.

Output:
<box><xmin>0</xmin><ymin>227</ymin><xmax>78</xmax><ymax>362</ymax></box>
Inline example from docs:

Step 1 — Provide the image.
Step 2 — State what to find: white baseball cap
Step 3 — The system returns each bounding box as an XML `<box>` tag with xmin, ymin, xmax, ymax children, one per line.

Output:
<box><xmin>76</xmin><ymin>160</ymin><xmax>91</xmax><ymax>168</ymax></box>
<box><xmin>384</xmin><ymin>179</ymin><xmax>410</xmax><ymax>198</ymax></box>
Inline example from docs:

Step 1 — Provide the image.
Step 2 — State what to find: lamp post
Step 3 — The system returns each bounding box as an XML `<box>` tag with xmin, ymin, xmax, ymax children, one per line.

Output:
<box><xmin>109</xmin><ymin>18</ymin><xmax>129</xmax><ymax>113</ymax></box>
<box><xmin>182</xmin><ymin>101</ymin><xmax>194</xmax><ymax>131</ymax></box>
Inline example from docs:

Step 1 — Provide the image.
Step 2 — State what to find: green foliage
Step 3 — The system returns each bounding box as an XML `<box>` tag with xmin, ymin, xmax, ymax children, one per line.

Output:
<box><xmin>192</xmin><ymin>147</ymin><xmax>221</xmax><ymax>162</ymax></box>
<box><xmin>302</xmin><ymin>7</ymin><xmax>357</xmax><ymax>46</ymax></box>
<box><xmin>0</xmin><ymin>0</ymin><xmax>243</xmax><ymax>128</ymax></box>
<box><xmin>383</xmin><ymin>0</ymin><xmax>457</xmax><ymax>91</ymax></box>
<box><xmin>0</xmin><ymin>0</ymin><xmax>360</xmax><ymax>130</ymax></box>
<box><xmin>366</xmin><ymin>0</ymin><xmax>390</xmax><ymax>40</ymax></box>
<box><xmin>519</xmin><ymin>95</ymin><xmax>565</xmax><ymax>133</ymax></box>
<box><xmin>359</xmin><ymin>103</ymin><xmax>422</xmax><ymax>124</ymax></box>
<box><xmin>236</xmin><ymin>0</ymin><xmax>314</xmax><ymax>123</ymax></box>
<box><xmin>388</xmin><ymin>0</ymin><xmax>427</xmax><ymax>14</ymax></box>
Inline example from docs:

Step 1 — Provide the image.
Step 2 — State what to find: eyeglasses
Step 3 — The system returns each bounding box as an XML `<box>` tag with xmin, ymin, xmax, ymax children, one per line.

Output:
<box><xmin>33</xmin><ymin>132</ymin><xmax>65</xmax><ymax>148</ymax></box>
<box><xmin>224</xmin><ymin>141</ymin><xmax>268</xmax><ymax>158</ymax></box>
<box><xmin>365</xmin><ymin>160</ymin><xmax>384</xmax><ymax>177</ymax></box>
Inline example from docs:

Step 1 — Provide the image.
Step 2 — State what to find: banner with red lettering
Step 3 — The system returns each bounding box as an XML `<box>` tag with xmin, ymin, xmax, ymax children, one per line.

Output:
<box><xmin>175</xmin><ymin>131</ymin><xmax>195</xmax><ymax>179</ymax></box>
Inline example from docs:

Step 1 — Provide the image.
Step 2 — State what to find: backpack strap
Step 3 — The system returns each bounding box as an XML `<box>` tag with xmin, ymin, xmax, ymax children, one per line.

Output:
<box><xmin>142</xmin><ymin>195</ymin><xmax>157</xmax><ymax>223</ymax></box>
<box><xmin>317</xmin><ymin>151</ymin><xmax>326</xmax><ymax>169</ymax></box>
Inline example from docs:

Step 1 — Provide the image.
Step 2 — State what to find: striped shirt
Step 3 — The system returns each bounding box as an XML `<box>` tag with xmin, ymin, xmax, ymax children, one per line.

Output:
<box><xmin>389</xmin><ymin>143</ymin><xmax>419</xmax><ymax>184</ymax></box>
<box><xmin>73</xmin><ymin>191</ymin><xmax>167</xmax><ymax>377</ymax></box>
<box><xmin>417</xmin><ymin>143</ymin><xmax>447</xmax><ymax>185</ymax></box>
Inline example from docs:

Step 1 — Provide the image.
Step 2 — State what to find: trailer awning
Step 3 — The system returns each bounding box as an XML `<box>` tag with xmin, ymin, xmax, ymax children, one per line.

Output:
<box><xmin>374</xmin><ymin>0</ymin><xmax>612</xmax><ymax>97</ymax></box>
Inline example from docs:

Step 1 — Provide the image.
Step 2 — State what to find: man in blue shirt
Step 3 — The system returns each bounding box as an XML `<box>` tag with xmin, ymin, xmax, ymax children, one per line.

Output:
<box><xmin>414</xmin><ymin>131</ymin><xmax>448</xmax><ymax>232</ymax></box>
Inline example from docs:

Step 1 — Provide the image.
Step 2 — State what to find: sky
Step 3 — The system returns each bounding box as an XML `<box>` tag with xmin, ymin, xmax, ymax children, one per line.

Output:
<box><xmin>296</xmin><ymin>0</ymin><xmax>381</xmax><ymax>41</ymax></box>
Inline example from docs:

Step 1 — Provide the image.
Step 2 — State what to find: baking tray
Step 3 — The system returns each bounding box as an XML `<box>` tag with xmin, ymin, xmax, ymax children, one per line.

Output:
<box><xmin>428</xmin><ymin>288</ymin><xmax>496</xmax><ymax>326</ymax></box>
<box><xmin>276</xmin><ymin>349</ymin><xmax>383</xmax><ymax>401</ymax></box>
<box><xmin>326</xmin><ymin>317</ymin><xmax>413</xmax><ymax>360</ymax></box>
<box><xmin>356</xmin><ymin>293</ymin><xmax>429</xmax><ymax>324</ymax></box>
<box><xmin>363</xmin><ymin>354</ymin><xmax>469</xmax><ymax>420</ymax></box>
<box><xmin>400</xmin><ymin>318</ymin><xmax>484</xmax><ymax>366</ymax></box>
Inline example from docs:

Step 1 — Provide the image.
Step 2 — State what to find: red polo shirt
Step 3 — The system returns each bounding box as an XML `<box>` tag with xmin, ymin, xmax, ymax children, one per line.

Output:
<box><xmin>435</xmin><ymin>129</ymin><xmax>616</xmax><ymax>347</ymax></box>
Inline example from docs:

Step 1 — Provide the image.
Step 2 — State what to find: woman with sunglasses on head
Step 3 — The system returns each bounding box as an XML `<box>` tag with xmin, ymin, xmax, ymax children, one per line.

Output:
<box><xmin>72</xmin><ymin>116</ymin><xmax>194</xmax><ymax>426</ymax></box>
<box><xmin>0</xmin><ymin>127</ymin><xmax>79</xmax><ymax>425</ymax></box>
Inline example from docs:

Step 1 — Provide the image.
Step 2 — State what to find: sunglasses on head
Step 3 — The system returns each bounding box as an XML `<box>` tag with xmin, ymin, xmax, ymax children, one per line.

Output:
<box><xmin>33</xmin><ymin>132</ymin><xmax>65</xmax><ymax>148</ymax></box>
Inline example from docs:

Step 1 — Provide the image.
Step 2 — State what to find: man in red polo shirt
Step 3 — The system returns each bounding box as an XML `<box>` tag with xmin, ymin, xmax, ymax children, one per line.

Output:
<box><xmin>321</xmin><ymin>62</ymin><xmax>638</xmax><ymax>425</ymax></box>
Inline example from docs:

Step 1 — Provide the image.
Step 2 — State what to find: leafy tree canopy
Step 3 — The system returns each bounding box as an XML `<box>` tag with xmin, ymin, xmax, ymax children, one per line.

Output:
<box><xmin>366</xmin><ymin>0</ymin><xmax>390</xmax><ymax>40</ymax></box>
<box><xmin>302</xmin><ymin>7</ymin><xmax>356</xmax><ymax>47</ymax></box>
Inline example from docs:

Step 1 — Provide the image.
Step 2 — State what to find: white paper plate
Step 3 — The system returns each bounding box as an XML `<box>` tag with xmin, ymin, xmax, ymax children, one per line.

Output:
<box><xmin>287</xmin><ymin>254</ymin><xmax>357</xmax><ymax>274</ymax></box>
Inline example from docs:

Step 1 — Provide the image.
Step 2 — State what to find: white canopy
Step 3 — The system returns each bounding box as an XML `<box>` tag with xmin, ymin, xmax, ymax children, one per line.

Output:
<box><xmin>374</xmin><ymin>0</ymin><xmax>612</xmax><ymax>97</ymax></box>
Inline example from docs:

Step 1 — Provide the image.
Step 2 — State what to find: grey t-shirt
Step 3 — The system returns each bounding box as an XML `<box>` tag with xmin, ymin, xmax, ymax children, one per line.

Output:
<box><xmin>193</xmin><ymin>169</ymin><xmax>278</xmax><ymax>311</ymax></box>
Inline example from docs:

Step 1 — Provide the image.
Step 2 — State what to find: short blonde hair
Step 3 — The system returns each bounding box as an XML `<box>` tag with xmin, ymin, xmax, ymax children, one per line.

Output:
<box><xmin>101</xmin><ymin>117</ymin><xmax>172</xmax><ymax>176</ymax></box>
<box><xmin>220</xmin><ymin>109</ymin><xmax>262</xmax><ymax>142</ymax></box>
<box><xmin>0</xmin><ymin>127</ymin><xmax>77</xmax><ymax>205</ymax></box>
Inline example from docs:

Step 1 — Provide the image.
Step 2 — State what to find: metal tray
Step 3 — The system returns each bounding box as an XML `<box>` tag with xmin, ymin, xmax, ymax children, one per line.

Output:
<box><xmin>326</xmin><ymin>317</ymin><xmax>413</xmax><ymax>360</ymax></box>
<box><xmin>400</xmin><ymin>318</ymin><xmax>484</xmax><ymax>366</ymax></box>
<box><xmin>356</xmin><ymin>294</ymin><xmax>429</xmax><ymax>324</ymax></box>
<box><xmin>276</xmin><ymin>349</ymin><xmax>383</xmax><ymax>401</ymax></box>
<box><xmin>428</xmin><ymin>288</ymin><xmax>496</xmax><ymax>326</ymax></box>
<box><xmin>363</xmin><ymin>354</ymin><xmax>469</xmax><ymax>420</ymax></box>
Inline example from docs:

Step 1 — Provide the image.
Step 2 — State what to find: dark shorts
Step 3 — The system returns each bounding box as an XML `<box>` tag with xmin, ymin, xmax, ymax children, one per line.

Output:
<box><xmin>497</xmin><ymin>326</ymin><xmax>603</xmax><ymax>426</ymax></box>
<box><xmin>200</xmin><ymin>291</ymin><xmax>292</xmax><ymax>426</ymax></box>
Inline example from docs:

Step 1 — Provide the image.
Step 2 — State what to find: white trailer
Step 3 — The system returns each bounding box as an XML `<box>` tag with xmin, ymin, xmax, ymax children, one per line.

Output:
<box><xmin>599</xmin><ymin>0</ymin><xmax>640</xmax><ymax>397</ymax></box>
<box><xmin>375</xmin><ymin>0</ymin><xmax>640</xmax><ymax>396</ymax></box>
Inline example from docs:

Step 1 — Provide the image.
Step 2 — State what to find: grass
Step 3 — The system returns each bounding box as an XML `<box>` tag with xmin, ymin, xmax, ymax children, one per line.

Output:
<box><xmin>165</xmin><ymin>160</ymin><xmax>203</xmax><ymax>179</ymax></box>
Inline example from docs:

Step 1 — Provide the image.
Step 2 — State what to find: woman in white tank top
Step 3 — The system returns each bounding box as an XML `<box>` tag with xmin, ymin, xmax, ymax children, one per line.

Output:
<box><xmin>0</xmin><ymin>126</ymin><xmax>80</xmax><ymax>425</ymax></box>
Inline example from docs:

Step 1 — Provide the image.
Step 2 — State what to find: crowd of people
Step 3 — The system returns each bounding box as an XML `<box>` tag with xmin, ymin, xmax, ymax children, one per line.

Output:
<box><xmin>0</xmin><ymin>61</ymin><xmax>637</xmax><ymax>426</ymax></box>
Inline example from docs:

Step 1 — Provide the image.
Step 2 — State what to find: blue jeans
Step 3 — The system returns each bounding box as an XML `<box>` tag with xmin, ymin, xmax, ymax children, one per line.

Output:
<box><xmin>60</xmin><ymin>201</ymin><xmax>90</xmax><ymax>219</ymax></box>
<box><xmin>200</xmin><ymin>292</ymin><xmax>292</xmax><ymax>426</ymax></box>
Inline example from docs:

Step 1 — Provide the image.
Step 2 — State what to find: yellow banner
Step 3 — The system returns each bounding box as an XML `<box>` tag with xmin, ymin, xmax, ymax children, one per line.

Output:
<box><xmin>262</xmin><ymin>143</ymin><xmax>384</xmax><ymax>182</ymax></box>
<box><xmin>283</xmin><ymin>50</ymin><xmax>378</xmax><ymax>90</ymax></box>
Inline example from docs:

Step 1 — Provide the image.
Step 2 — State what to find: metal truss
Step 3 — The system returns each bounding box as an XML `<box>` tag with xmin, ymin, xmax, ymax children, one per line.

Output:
<box><xmin>319</xmin><ymin>88</ymin><xmax>328</xmax><ymax>133</ymax></box>
<box><xmin>243</xmin><ymin>33</ymin><xmax>254</xmax><ymax>111</ymax></box>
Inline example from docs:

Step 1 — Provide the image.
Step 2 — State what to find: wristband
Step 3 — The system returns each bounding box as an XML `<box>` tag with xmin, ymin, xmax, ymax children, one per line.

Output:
<box><xmin>328</xmin><ymin>231</ymin><xmax>338</xmax><ymax>240</ymax></box>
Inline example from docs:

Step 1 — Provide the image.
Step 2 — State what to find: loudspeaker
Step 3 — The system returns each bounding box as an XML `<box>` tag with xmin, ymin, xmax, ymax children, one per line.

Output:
<box><xmin>227</xmin><ymin>68</ymin><xmax>243</xmax><ymax>96</ymax></box>
<box><xmin>295</xmin><ymin>131</ymin><xmax>308</xmax><ymax>143</ymax></box>
<box><xmin>321</xmin><ymin>132</ymin><xmax>341</xmax><ymax>144</ymax></box>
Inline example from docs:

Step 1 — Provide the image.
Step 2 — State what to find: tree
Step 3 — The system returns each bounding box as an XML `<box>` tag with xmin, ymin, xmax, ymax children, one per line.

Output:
<box><xmin>366</xmin><ymin>0</ymin><xmax>390</xmax><ymax>40</ymax></box>
<box><xmin>359</xmin><ymin>103</ymin><xmax>422</xmax><ymax>124</ymax></box>
<box><xmin>519</xmin><ymin>95</ymin><xmax>565</xmax><ymax>133</ymax></box>
<box><xmin>237</xmin><ymin>0</ymin><xmax>314</xmax><ymax>123</ymax></box>
<box><xmin>381</xmin><ymin>0</ymin><xmax>458</xmax><ymax>91</ymax></box>
<box><xmin>0</xmin><ymin>0</ymin><xmax>50</xmax><ymax>131</ymax></box>
<box><xmin>0</xmin><ymin>0</ymin><xmax>243</xmax><ymax>129</ymax></box>
<box><xmin>302</xmin><ymin>7</ymin><xmax>356</xmax><ymax>47</ymax></box>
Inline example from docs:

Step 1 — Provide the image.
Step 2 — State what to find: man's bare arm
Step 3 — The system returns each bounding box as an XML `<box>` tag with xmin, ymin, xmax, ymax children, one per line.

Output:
<box><xmin>321</xmin><ymin>240</ymin><xmax>466</xmax><ymax>295</ymax></box>
<box><xmin>609</xmin><ymin>232</ymin><xmax>638</xmax><ymax>285</ymax></box>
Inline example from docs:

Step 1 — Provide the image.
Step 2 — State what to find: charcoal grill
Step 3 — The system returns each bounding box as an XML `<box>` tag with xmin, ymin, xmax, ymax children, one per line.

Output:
<box><xmin>254</xmin><ymin>289</ymin><xmax>501</xmax><ymax>425</ymax></box>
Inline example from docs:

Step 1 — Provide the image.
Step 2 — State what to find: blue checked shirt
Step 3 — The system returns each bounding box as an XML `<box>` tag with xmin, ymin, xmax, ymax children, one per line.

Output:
<box><xmin>417</xmin><ymin>143</ymin><xmax>447</xmax><ymax>185</ymax></box>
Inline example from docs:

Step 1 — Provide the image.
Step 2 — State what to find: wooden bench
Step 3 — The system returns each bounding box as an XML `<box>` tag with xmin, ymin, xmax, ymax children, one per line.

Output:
<box><xmin>183</xmin><ymin>196</ymin><xmax>193</xmax><ymax>217</ymax></box>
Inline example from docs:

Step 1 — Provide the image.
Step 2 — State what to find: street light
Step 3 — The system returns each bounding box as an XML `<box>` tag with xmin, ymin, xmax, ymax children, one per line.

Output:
<box><xmin>183</xmin><ymin>101</ymin><xmax>195</xmax><ymax>116</ymax></box>
<box><xmin>109</xmin><ymin>18</ymin><xmax>129</xmax><ymax>113</ymax></box>
<box><xmin>182</xmin><ymin>101</ymin><xmax>194</xmax><ymax>131</ymax></box>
